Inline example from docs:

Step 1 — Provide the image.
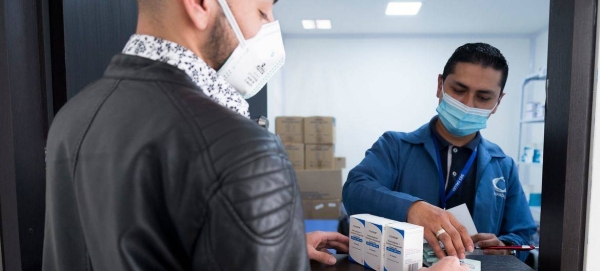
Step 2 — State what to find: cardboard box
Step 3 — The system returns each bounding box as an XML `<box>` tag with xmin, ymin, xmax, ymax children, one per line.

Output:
<box><xmin>349</xmin><ymin>214</ymin><xmax>374</xmax><ymax>265</ymax></box>
<box><xmin>295</xmin><ymin>170</ymin><xmax>342</xmax><ymax>199</ymax></box>
<box><xmin>364</xmin><ymin>216</ymin><xmax>397</xmax><ymax>271</ymax></box>
<box><xmin>305</xmin><ymin>144</ymin><xmax>335</xmax><ymax>170</ymax></box>
<box><xmin>334</xmin><ymin>157</ymin><xmax>346</xmax><ymax>169</ymax></box>
<box><xmin>283</xmin><ymin>143</ymin><xmax>304</xmax><ymax>170</ymax></box>
<box><xmin>276</xmin><ymin>117</ymin><xmax>304</xmax><ymax>143</ymax></box>
<box><xmin>302</xmin><ymin>199</ymin><xmax>341</xmax><ymax>219</ymax></box>
<box><xmin>383</xmin><ymin>222</ymin><xmax>424</xmax><ymax>271</ymax></box>
<box><xmin>304</xmin><ymin>117</ymin><xmax>336</xmax><ymax>144</ymax></box>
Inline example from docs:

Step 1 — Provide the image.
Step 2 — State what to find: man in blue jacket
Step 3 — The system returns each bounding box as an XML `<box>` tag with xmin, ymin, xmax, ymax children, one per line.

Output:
<box><xmin>342</xmin><ymin>43</ymin><xmax>536</xmax><ymax>262</ymax></box>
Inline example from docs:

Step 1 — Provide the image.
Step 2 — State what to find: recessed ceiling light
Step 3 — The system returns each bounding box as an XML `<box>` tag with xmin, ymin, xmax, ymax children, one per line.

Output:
<box><xmin>302</xmin><ymin>20</ymin><xmax>316</xmax><ymax>29</ymax></box>
<box><xmin>316</xmin><ymin>20</ymin><xmax>332</xmax><ymax>30</ymax></box>
<box><xmin>386</xmin><ymin>2</ymin><xmax>422</xmax><ymax>16</ymax></box>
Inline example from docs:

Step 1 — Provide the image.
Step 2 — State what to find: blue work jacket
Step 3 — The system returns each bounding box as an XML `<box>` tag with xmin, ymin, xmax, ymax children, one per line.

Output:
<box><xmin>342</xmin><ymin>120</ymin><xmax>536</xmax><ymax>261</ymax></box>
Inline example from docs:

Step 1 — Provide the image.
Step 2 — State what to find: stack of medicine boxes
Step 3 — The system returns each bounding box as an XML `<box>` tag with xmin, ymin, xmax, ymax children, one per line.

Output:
<box><xmin>349</xmin><ymin>214</ymin><xmax>424</xmax><ymax>271</ymax></box>
<box><xmin>275</xmin><ymin>116</ymin><xmax>345</xmax><ymax>219</ymax></box>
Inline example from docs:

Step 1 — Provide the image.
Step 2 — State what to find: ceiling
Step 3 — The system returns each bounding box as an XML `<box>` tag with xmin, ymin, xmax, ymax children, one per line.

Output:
<box><xmin>274</xmin><ymin>0</ymin><xmax>550</xmax><ymax>36</ymax></box>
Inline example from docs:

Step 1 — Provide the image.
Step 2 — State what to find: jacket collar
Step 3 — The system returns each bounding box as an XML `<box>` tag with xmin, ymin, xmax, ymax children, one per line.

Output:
<box><xmin>104</xmin><ymin>54</ymin><xmax>199</xmax><ymax>90</ymax></box>
<box><xmin>401</xmin><ymin>116</ymin><xmax>506</xmax><ymax>159</ymax></box>
<box><xmin>119</xmin><ymin>34</ymin><xmax>250</xmax><ymax>118</ymax></box>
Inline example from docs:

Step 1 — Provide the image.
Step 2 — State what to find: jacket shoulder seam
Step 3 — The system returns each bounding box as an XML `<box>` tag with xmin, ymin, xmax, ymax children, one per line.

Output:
<box><xmin>155</xmin><ymin>81</ymin><xmax>214</xmax><ymax>158</ymax></box>
<box><xmin>71</xmin><ymin>79</ymin><xmax>121</xmax><ymax>179</ymax></box>
<box><xmin>155</xmin><ymin>82</ymin><xmax>218</xmax><ymax>209</ymax></box>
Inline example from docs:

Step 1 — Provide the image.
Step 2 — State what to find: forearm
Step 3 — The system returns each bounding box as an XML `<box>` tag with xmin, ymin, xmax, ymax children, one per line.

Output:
<box><xmin>343</xmin><ymin>178</ymin><xmax>420</xmax><ymax>222</ymax></box>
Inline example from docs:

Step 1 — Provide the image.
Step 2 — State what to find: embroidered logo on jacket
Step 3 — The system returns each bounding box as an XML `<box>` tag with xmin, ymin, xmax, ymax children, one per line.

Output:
<box><xmin>492</xmin><ymin>177</ymin><xmax>507</xmax><ymax>199</ymax></box>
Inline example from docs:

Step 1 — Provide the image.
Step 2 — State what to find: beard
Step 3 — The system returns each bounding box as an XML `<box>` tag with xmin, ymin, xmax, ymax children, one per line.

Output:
<box><xmin>203</xmin><ymin>10</ymin><xmax>239</xmax><ymax>71</ymax></box>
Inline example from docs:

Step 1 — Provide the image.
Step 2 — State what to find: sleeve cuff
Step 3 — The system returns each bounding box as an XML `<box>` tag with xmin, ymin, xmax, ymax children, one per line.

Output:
<box><xmin>400</xmin><ymin>198</ymin><xmax>424</xmax><ymax>222</ymax></box>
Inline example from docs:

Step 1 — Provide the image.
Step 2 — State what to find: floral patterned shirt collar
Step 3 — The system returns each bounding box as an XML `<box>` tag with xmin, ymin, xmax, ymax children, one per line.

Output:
<box><xmin>122</xmin><ymin>34</ymin><xmax>250</xmax><ymax>118</ymax></box>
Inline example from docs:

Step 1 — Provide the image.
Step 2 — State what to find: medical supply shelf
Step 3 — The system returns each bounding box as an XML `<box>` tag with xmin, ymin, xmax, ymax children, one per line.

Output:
<box><xmin>517</xmin><ymin>69</ymin><xmax>546</xmax><ymax>253</ymax></box>
<box><xmin>520</xmin><ymin>118</ymin><xmax>545</xmax><ymax>124</ymax></box>
<box><xmin>517</xmin><ymin>68</ymin><xmax>547</xmax><ymax>168</ymax></box>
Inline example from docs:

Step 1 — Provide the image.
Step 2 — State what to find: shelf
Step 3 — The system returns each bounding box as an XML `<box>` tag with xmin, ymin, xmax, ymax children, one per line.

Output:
<box><xmin>520</xmin><ymin>118</ymin><xmax>545</xmax><ymax>124</ymax></box>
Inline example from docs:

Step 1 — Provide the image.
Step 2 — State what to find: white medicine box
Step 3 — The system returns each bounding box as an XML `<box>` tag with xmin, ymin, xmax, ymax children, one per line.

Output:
<box><xmin>383</xmin><ymin>222</ymin><xmax>424</xmax><ymax>271</ymax></box>
<box><xmin>364</xmin><ymin>216</ymin><xmax>397</xmax><ymax>271</ymax></box>
<box><xmin>349</xmin><ymin>214</ymin><xmax>373</xmax><ymax>265</ymax></box>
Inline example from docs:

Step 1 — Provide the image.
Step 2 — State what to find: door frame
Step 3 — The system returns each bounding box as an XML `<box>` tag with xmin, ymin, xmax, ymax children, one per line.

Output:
<box><xmin>540</xmin><ymin>0</ymin><xmax>597</xmax><ymax>270</ymax></box>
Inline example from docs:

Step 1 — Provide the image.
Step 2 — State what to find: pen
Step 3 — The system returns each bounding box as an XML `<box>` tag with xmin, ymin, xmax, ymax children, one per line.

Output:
<box><xmin>478</xmin><ymin>245</ymin><xmax>538</xmax><ymax>251</ymax></box>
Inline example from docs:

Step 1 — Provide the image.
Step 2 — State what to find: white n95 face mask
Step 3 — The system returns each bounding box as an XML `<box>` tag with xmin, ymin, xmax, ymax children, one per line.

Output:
<box><xmin>216</xmin><ymin>0</ymin><xmax>286</xmax><ymax>99</ymax></box>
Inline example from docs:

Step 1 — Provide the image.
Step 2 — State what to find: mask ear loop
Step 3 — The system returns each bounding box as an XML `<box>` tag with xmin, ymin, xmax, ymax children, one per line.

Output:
<box><xmin>216</xmin><ymin>0</ymin><xmax>247</xmax><ymax>48</ymax></box>
<box><xmin>488</xmin><ymin>94</ymin><xmax>503</xmax><ymax>115</ymax></box>
<box><xmin>490</xmin><ymin>102</ymin><xmax>499</xmax><ymax>112</ymax></box>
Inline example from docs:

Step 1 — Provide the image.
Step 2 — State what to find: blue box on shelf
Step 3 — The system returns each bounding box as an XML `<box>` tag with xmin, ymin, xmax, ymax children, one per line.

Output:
<box><xmin>529</xmin><ymin>193</ymin><xmax>542</xmax><ymax>207</ymax></box>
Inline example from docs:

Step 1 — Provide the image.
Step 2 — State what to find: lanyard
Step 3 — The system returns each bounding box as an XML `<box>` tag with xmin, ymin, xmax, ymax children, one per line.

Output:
<box><xmin>432</xmin><ymin>134</ymin><xmax>478</xmax><ymax>209</ymax></box>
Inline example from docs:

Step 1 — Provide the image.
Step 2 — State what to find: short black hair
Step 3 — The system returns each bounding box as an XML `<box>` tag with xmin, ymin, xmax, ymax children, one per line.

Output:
<box><xmin>442</xmin><ymin>43</ymin><xmax>509</xmax><ymax>92</ymax></box>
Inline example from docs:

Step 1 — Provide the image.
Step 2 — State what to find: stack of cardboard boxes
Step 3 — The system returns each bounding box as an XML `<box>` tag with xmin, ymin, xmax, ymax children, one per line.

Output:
<box><xmin>276</xmin><ymin>116</ymin><xmax>345</xmax><ymax>220</ymax></box>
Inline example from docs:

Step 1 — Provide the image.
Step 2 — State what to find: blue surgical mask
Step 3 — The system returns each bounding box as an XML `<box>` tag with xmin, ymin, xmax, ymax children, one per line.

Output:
<box><xmin>436</xmin><ymin>90</ymin><xmax>498</xmax><ymax>137</ymax></box>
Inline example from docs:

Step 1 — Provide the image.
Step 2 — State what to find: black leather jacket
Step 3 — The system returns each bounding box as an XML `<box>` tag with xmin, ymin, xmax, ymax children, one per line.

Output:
<box><xmin>43</xmin><ymin>54</ymin><xmax>309</xmax><ymax>271</ymax></box>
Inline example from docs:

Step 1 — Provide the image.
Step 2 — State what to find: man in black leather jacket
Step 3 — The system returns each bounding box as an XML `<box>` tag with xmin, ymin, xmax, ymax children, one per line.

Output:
<box><xmin>43</xmin><ymin>0</ymin><xmax>310</xmax><ymax>270</ymax></box>
<box><xmin>42</xmin><ymin>0</ymin><xmax>470</xmax><ymax>270</ymax></box>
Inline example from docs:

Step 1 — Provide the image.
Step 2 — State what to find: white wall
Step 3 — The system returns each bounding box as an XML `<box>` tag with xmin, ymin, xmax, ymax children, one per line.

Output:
<box><xmin>534</xmin><ymin>28</ymin><xmax>549</xmax><ymax>70</ymax></box>
<box><xmin>269</xmin><ymin>36</ymin><xmax>533</xmax><ymax>182</ymax></box>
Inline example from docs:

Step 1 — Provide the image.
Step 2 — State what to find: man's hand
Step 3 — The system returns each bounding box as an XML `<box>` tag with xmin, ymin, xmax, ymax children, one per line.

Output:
<box><xmin>471</xmin><ymin>233</ymin><xmax>508</xmax><ymax>255</ymax></box>
<box><xmin>419</xmin><ymin>256</ymin><xmax>469</xmax><ymax>271</ymax></box>
<box><xmin>407</xmin><ymin>201</ymin><xmax>474</xmax><ymax>259</ymax></box>
<box><xmin>306</xmin><ymin>231</ymin><xmax>349</xmax><ymax>265</ymax></box>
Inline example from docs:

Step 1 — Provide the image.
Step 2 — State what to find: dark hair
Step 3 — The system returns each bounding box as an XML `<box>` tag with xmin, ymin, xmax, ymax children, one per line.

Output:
<box><xmin>442</xmin><ymin>43</ymin><xmax>509</xmax><ymax>92</ymax></box>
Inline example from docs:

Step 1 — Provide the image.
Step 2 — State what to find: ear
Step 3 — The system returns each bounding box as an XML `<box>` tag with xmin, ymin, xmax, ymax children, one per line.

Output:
<box><xmin>436</xmin><ymin>74</ymin><xmax>443</xmax><ymax>99</ymax></box>
<box><xmin>181</xmin><ymin>0</ymin><xmax>211</xmax><ymax>30</ymax></box>
<box><xmin>491</xmin><ymin>92</ymin><xmax>506</xmax><ymax>115</ymax></box>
